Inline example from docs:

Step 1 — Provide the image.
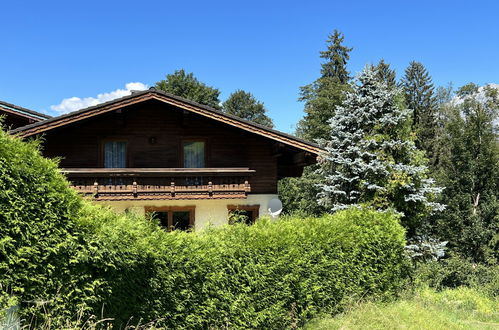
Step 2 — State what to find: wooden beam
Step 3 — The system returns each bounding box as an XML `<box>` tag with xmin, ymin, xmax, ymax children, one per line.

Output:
<box><xmin>61</xmin><ymin>167</ymin><xmax>256</xmax><ymax>177</ymax></box>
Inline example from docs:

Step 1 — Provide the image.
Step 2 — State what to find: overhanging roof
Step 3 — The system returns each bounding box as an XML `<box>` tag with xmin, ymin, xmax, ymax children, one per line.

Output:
<box><xmin>0</xmin><ymin>100</ymin><xmax>51</xmax><ymax>121</ymax></box>
<box><xmin>11</xmin><ymin>88</ymin><xmax>321</xmax><ymax>155</ymax></box>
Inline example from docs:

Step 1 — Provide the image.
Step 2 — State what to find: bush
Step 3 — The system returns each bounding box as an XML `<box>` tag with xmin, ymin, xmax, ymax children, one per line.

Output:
<box><xmin>0</xmin><ymin>126</ymin><xmax>407</xmax><ymax>328</ymax></box>
<box><xmin>412</xmin><ymin>254</ymin><xmax>499</xmax><ymax>297</ymax></box>
<box><xmin>0</xmin><ymin>127</ymin><xmax>91</xmax><ymax>323</ymax></box>
<box><xmin>71</xmin><ymin>207</ymin><xmax>406</xmax><ymax>328</ymax></box>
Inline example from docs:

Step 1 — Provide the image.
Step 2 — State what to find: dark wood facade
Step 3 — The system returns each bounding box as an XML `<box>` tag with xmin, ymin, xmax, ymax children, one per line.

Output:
<box><xmin>12</xmin><ymin>90</ymin><xmax>319</xmax><ymax>201</ymax></box>
<box><xmin>0</xmin><ymin>101</ymin><xmax>50</xmax><ymax>129</ymax></box>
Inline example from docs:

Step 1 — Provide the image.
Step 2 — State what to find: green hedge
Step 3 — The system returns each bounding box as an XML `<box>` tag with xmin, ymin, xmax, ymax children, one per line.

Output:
<box><xmin>81</xmin><ymin>207</ymin><xmax>406</xmax><ymax>328</ymax></box>
<box><xmin>0</xmin><ymin>126</ymin><xmax>407</xmax><ymax>328</ymax></box>
<box><xmin>0</xmin><ymin>127</ymin><xmax>91</xmax><ymax>322</ymax></box>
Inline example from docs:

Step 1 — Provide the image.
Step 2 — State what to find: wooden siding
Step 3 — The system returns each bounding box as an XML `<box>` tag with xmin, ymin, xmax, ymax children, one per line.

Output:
<box><xmin>1</xmin><ymin>110</ymin><xmax>37</xmax><ymax>129</ymax></box>
<box><xmin>41</xmin><ymin>100</ymin><xmax>290</xmax><ymax>194</ymax></box>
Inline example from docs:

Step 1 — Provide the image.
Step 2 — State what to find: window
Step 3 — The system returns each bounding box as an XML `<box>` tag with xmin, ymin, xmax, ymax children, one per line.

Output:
<box><xmin>145</xmin><ymin>206</ymin><xmax>195</xmax><ymax>231</ymax></box>
<box><xmin>104</xmin><ymin>141</ymin><xmax>127</xmax><ymax>168</ymax></box>
<box><xmin>183</xmin><ymin>141</ymin><xmax>205</xmax><ymax>168</ymax></box>
<box><xmin>227</xmin><ymin>205</ymin><xmax>260</xmax><ymax>225</ymax></box>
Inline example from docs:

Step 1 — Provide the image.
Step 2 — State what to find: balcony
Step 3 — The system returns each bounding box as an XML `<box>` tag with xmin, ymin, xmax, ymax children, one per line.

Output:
<box><xmin>62</xmin><ymin>168</ymin><xmax>254</xmax><ymax>201</ymax></box>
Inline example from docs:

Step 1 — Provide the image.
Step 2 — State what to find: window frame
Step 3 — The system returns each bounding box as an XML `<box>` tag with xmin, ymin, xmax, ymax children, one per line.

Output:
<box><xmin>227</xmin><ymin>204</ymin><xmax>260</xmax><ymax>224</ymax></box>
<box><xmin>145</xmin><ymin>206</ymin><xmax>195</xmax><ymax>231</ymax></box>
<box><xmin>100</xmin><ymin>139</ymin><xmax>129</xmax><ymax>168</ymax></box>
<box><xmin>179</xmin><ymin>138</ymin><xmax>209</xmax><ymax>168</ymax></box>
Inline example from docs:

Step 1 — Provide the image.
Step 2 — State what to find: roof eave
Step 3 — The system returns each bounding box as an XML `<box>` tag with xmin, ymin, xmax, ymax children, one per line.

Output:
<box><xmin>11</xmin><ymin>89</ymin><xmax>322</xmax><ymax>155</ymax></box>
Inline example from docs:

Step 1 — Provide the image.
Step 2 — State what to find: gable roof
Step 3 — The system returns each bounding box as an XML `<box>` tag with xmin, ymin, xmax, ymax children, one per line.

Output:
<box><xmin>11</xmin><ymin>88</ymin><xmax>321</xmax><ymax>154</ymax></box>
<box><xmin>0</xmin><ymin>100</ymin><xmax>51</xmax><ymax>122</ymax></box>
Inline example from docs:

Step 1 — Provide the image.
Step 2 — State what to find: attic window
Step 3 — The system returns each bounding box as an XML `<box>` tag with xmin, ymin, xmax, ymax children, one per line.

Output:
<box><xmin>103</xmin><ymin>141</ymin><xmax>127</xmax><ymax>168</ymax></box>
<box><xmin>183</xmin><ymin>141</ymin><xmax>205</xmax><ymax>168</ymax></box>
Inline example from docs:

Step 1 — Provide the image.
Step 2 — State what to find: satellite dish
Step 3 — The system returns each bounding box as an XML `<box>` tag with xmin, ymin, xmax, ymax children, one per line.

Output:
<box><xmin>268</xmin><ymin>198</ymin><xmax>283</xmax><ymax>218</ymax></box>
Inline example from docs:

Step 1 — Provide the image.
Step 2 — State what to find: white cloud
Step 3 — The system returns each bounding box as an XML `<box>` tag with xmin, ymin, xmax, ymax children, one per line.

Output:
<box><xmin>51</xmin><ymin>82</ymin><xmax>148</xmax><ymax>114</ymax></box>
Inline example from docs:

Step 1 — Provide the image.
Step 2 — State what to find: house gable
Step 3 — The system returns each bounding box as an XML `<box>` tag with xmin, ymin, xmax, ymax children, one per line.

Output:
<box><xmin>11</xmin><ymin>88</ymin><xmax>321</xmax><ymax>155</ymax></box>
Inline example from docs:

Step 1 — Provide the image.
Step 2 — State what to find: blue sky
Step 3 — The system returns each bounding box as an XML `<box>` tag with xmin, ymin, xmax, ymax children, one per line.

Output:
<box><xmin>1</xmin><ymin>0</ymin><xmax>498</xmax><ymax>133</ymax></box>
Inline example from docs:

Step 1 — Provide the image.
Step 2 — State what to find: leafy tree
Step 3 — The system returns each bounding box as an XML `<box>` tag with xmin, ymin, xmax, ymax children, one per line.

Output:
<box><xmin>401</xmin><ymin>62</ymin><xmax>438</xmax><ymax>160</ymax></box>
<box><xmin>222</xmin><ymin>90</ymin><xmax>274</xmax><ymax>128</ymax></box>
<box><xmin>431</xmin><ymin>83</ymin><xmax>455</xmax><ymax>171</ymax></box>
<box><xmin>278</xmin><ymin>169</ymin><xmax>325</xmax><ymax>216</ymax></box>
<box><xmin>280</xmin><ymin>30</ymin><xmax>352</xmax><ymax>216</ymax></box>
<box><xmin>317</xmin><ymin>66</ymin><xmax>444</xmax><ymax>236</ymax></box>
<box><xmin>155</xmin><ymin>69</ymin><xmax>221</xmax><ymax>109</ymax></box>
<box><xmin>429</xmin><ymin>84</ymin><xmax>499</xmax><ymax>263</ymax></box>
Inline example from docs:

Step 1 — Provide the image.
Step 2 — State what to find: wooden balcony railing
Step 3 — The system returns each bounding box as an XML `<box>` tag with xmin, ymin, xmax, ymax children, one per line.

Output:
<box><xmin>62</xmin><ymin>168</ymin><xmax>255</xmax><ymax>201</ymax></box>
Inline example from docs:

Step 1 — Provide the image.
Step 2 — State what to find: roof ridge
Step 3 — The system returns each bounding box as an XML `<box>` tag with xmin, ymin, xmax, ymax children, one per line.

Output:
<box><xmin>10</xmin><ymin>89</ymin><xmax>321</xmax><ymax>154</ymax></box>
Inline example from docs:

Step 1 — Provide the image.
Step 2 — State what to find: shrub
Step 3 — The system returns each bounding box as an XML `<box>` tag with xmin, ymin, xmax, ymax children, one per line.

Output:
<box><xmin>76</xmin><ymin>208</ymin><xmax>406</xmax><ymax>328</ymax></box>
<box><xmin>412</xmin><ymin>254</ymin><xmax>499</xmax><ymax>297</ymax></box>
<box><xmin>0</xmin><ymin>126</ymin><xmax>407</xmax><ymax>328</ymax></box>
<box><xmin>0</xmin><ymin>127</ymin><xmax>91</xmax><ymax>323</ymax></box>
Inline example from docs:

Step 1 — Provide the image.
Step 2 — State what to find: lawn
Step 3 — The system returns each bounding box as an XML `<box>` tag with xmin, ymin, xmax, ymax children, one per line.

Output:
<box><xmin>305</xmin><ymin>287</ymin><xmax>499</xmax><ymax>330</ymax></box>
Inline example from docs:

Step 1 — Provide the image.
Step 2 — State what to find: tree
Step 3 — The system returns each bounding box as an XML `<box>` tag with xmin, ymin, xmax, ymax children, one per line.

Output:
<box><xmin>401</xmin><ymin>62</ymin><xmax>438</xmax><ymax>159</ymax></box>
<box><xmin>431</xmin><ymin>83</ymin><xmax>455</xmax><ymax>171</ymax></box>
<box><xmin>280</xmin><ymin>30</ymin><xmax>352</xmax><ymax>216</ymax></box>
<box><xmin>317</xmin><ymin>66</ymin><xmax>444</xmax><ymax>236</ymax></box>
<box><xmin>429</xmin><ymin>84</ymin><xmax>499</xmax><ymax>263</ymax></box>
<box><xmin>222</xmin><ymin>90</ymin><xmax>274</xmax><ymax>127</ymax></box>
<box><xmin>374</xmin><ymin>59</ymin><xmax>396</xmax><ymax>88</ymax></box>
<box><xmin>319</xmin><ymin>30</ymin><xmax>352</xmax><ymax>84</ymax></box>
<box><xmin>155</xmin><ymin>69</ymin><xmax>221</xmax><ymax>109</ymax></box>
<box><xmin>296</xmin><ymin>30</ymin><xmax>352</xmax><ymax>142</ymax></box>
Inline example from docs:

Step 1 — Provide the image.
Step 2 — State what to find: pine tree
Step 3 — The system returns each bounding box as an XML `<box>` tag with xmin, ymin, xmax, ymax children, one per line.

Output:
<box><xmin>280</xmin><ymin>30</ymin><xmax>352</xmax><ymax>216</ymax></box>
<box><xmin>430</xmin><ymin>84</ymin><xmax>499</xmax><ymax>263</ymax></box>
<box><xmin>296</xmin><ymin>30</ymin><xmax>352</xmax><ymax>142</ymax></box>
<box><xmin>401</xmin><ymin>62</ymin><xmax>438</xmax><ymax>159</ymax></box>
<box><xmin>155</xmin><ymin>69</ymin><xmax>221</xmax><ymax>109</ymax></box>
<box><xmin>374</xmin><ymin>59</ymin><xmax>397</xmax><ymax>88</ymax></box>
<box><xmin>317</xmin><ymin>66</ymin><xmax>444</xmax><ymax>236</ymax></box>
<box><xmin>319</xmin><ymin>30</ymin><xmax>352</xmax><ymax>83</ymax></box>
<box><xmin>222</xmin><ymin>90</ymin><xmax>274</xmax><ymax>128</ymax></box>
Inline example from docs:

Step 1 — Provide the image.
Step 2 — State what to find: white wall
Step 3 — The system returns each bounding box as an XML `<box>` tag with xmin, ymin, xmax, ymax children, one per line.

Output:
<box><xmin>95</xmin><ymin>194</ymin><xmax>278</xmax><ymax>230</ymax></box>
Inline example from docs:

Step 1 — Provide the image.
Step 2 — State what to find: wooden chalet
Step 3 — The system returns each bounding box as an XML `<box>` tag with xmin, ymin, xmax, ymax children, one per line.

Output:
<box><xmin>10</xmin><ymin>88</ymin><xmax>320</xmax><ymax>230</ymax></box>
<box><xmin>0</xmin><ymin>100</ymin><xmax>51</xmax><ymax>129</ymax></box>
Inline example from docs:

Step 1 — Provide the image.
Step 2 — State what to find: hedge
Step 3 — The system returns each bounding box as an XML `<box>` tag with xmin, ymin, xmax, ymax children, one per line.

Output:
<box><xmin>81</xmin><ymin>207</ymin><xmax>406</xmax><ymax>329</ymax></box>
<box><xmin>0</xmin><ymin>126</ymin><xmax>407</xmax><ymax>328</ymax></box>
<box><xmin>0</xmin><ymin>126</ymin><xmax>88</xmax><ymax>322</ymax></box>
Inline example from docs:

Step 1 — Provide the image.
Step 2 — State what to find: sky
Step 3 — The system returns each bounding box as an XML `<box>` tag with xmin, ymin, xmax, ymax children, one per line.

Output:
<box><xmin>1</xmin><ymin>0</ymin><xmax>498</xmax><ymax>133</ymax></box>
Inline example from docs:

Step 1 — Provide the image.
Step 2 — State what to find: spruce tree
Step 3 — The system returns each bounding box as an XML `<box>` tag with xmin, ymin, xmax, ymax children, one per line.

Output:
<box><xmin>155</xmin><ymin>69</ymin><xmax>221</xmax><ymax>109</ymax></box>
<box><xmin>317</xmin><ymin>66</ymin><xmax>444</xmax><ymax>236</ymax></box>
<box><xmin>280</xmin><ymin>30</ymin><xmax>352</xmax><ymax>216</ymax></box>
<box><xmin>374</xmin><ymin>59</ymin><xmax>397</xmax><ymax>88</ymax></box>
<box><xmin>222</xmin><ymin>90</ymin><xmax>274</xmax><ymax>128</ymax></box>
<box><xmin>319</xmin><ymin>30</ymin><xmax>351</xmax><ymax>84</ymax></box>
<box><xmin>401</xmin><ymin>62</ymin><xmax>438</xmax><ymax>159</ymax></box>
<box><xmin>296</xmin><ymin>30</ymin><xmax>352</xmax><ymax>141</ymax></box>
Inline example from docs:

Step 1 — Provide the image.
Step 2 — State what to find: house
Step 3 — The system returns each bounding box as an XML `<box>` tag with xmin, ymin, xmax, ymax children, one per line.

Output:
<box><xmin>10</xmin><ymin>88</ymin><xmax>320</xmax><ymax>230</ymax></box>
<box><xmin>0</xmin><ymin>100</ymin><xmax>51</xmax><ymax>129</ymax></box>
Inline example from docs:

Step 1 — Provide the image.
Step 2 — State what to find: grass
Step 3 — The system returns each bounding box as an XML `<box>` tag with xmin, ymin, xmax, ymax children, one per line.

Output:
<box><xmin>305</xmin><ymin>287</ymin><xmax>499</xmax><ymax>330</ymax></box>
<box><xmin>4</xmin><ymin>287</ymin><xmax>497</xmax><ymax>329</ymax></box>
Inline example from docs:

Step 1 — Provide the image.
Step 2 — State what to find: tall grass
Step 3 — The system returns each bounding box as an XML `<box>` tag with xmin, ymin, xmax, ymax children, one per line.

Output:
<box><xmin>305</xmin><ymin>287</ymin><xmax>499</xmax><ymax>329</ymax></box>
